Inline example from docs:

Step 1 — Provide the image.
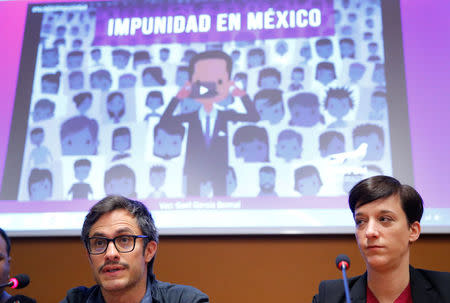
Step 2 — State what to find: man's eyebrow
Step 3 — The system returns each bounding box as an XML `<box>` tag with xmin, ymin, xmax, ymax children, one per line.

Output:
<box><xmin>91</xmin><ymin>227</ymin><xmax>135</xmax><ymax>237</ymax></box>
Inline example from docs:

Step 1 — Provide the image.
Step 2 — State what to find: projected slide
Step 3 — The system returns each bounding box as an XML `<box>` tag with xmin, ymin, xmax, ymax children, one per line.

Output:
<box><xmin>0</xmin><ymin>0</ymin><xmax>428</xmax><ymax>235</ymax></box>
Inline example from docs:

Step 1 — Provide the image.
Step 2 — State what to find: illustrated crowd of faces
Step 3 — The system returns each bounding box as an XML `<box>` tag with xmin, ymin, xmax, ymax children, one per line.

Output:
<box><xmin>18</xmin><ymin>0</ymin><xmax>392</xmax><ymax>201</ymax></box>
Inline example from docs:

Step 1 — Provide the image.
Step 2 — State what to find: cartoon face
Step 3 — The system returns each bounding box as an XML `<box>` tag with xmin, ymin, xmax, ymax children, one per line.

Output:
<box><xmin>105</xmin><ymin>177</ymin><xmax>135</xmax><ymax>197</ymax></box>
<box><xmin>61</xmin><ymin>127</ymin><xmax>98</xmax><ymax>155</ymax></box>
<box><xmin>231</xmin><ymin>51</ymin><xmax>240</xmax><ymax>62</ymax></box>
<box><xmin>366</xmin><ymin>18</ymin><xmax>374</xmax><ymax>29</ymax></box>
<box><xmin>191</xmin><ymin>58</ymin><xmax>232</xmax><ymax>106</ymax></box>
<box><xmin>107</xmin><ymin>95</ymin><xmax>125</xmax><ymax>118</ymax></box>
<box><xmin>175</xmin><ymin>69</ymin><xmax>189</xmax><ymax>87</ymax></box>
<box><xmin>69</xmin><ymin>73</ymin><xmax>84</xmax><ymax>90</ymax></box>
<box><xmin>182</xmin><ymin>50</ymin><xmax>196</xmax><ymax>63</ymax></box>
<box><xmin>368</xmin><ymin>43</ymin><xmax>378</xmax><ymax>54</ymax></box>
<box><xmin>255</xmin><ymin>99</ymin><xmax>284</xmax><ymax>125</ymax></box>
<box><xmin>56</xmin><ymin>26</ymin><xmax>66</xmax><ymax>37</ymax></box>
<box><xmin>289</xmin><ymin>104</ymin><xmax>322</xmax><ymax>127</ymax></box>
<box><xmin>77</xmin><ymin>96</ymin><xmax>92</xmax><ymax>115</ymax></box>
<box><xmin>179</xmin><ymin>98</ymin><xmax>201</xmax><ymax>114</ymax></box>
<box><xmin>113</xmin><ymin>134</ymin><xmax>130</xmax><ymax>152</ymax></box>
<box><xmin>349</xmin><ymin>64</ymin><xmax>365</xmax><ymax>82</ymax></box>
<box><xmin>112</xmin><ymin>53</ymin><xmax>129</xmax><ymax>69</ymax></box>
<box><xmin>372</xmin><ymin>65</ymin><xmax>386</xmax><ymax>84</ymax></box>
<box><xmin>275</xmin><ymin>40</ymin><xmax>288</xmax><ymax>56</ymax></box>
<box><xmin>92</xmin><ymin>75</ymin><xmax>112</xmax><ymax>91</ymax></box>
<box><xmin>42</xmin><ymin>79</ymin><xmax>58</xmax><ymax>94</ymax></box>
<box><xmin>75</xmin><ymin>165</ymin><xmax>91</xmax><ymax>181</ymax></box>
<box><xmin>300</xmin><ymin>45</ymin><xmax>312</xmax><ymax>61</ymax></box>
<box><xmin>30</xmin><ymin>178</ymin><xmax>52</xmax><ymax>200</ymax></box>
<box><xmin>259</xmin><ymin>171</ymin><xmax>275</xmax><ymax>191</ymax></box>
<box><xmin>327</xmin><ymin>97</ymin><xmax>351</xmax><ymax>119</ymax></box>
<box><xmin>91</xmin><ymin>50</ymin><xmax>101</xmax><ymax>61</ymax></box>
<box><xmin>316</xmin><ymin>68</ymin><xmax>335</xmax><ymax>86</ymax></box>
<box><xmin>235</xmin><ymin>139</ymin><xmax>268</xmax><ymax>162</ymax></box>
<box><xmin>67</xmin><ymin>55</ymin><xmax>83</xmax><ymax>69</ymax></box>
<box><xmin>276</xmin><ymin>138</ymin><xmax>302</xmax><ymax>162</ymax></box>
<box><xmin>146</xmin><ymin>96</ymin><xmax>163</xmax><ymax>111</ymax></box>
<box><xmin>33</xmin><ymin>106</ymin><xmax>54</xmax><ymax>122</ymax></box>
<box><xmin>316</xmin><ymin>43</ymin><xmax>333</xmax><ymax>59</ymax></box>
<box><xmin>340</xmin><ymin>42</ymin><xmax>354</xmax><ymax>58</ymax></box>
<box><xmin>347</xmin><ymin>13</ymin><xmax>357</xmax><ymax>23</ymax></box>
<box><xmin>150</xmin><ymin>171</ymin><xmax>165</xmax><ymax>189</ymax></box>
<box><xmin>119</xmin><ymin>75</ymin><xmax>136</xmax><ymax>89</ymax></box>
<box><xmin>42</xmin><ymin>49</ymin><xmax>58</xmax><ymax>68</ymax></box>
<box><xmin>153</xmin><ymin>128</ymin><xmax>183</xmax><ymax>160</ymax></box>
<box><xmin>354</xmin><ymin>133</ymin><xmax>383</xmax><ymax>161</ymax></box>
<box><xmin>159</xmin><ymin>49</ymin><xmax>169</xmax><ymax>62</ymax></box>
<box><xmin>334</xmin><ymin>10</ymin><xmax>341</xmax><ymax>24</ymax></box>
<box><xmin>30</xmin><ymin>132</ymin><xmax>44</xmax><ymax>146</ymax></box>
<box><xmin>143</xmin><ymin>72</ymin><xmax>161</xmax><ymax>87</ymax></box>
<box><xmin>371</xmin><ymin>95</ymin><xmax>387</xmax><ymax>112</ymax></box>
<box><xmin>260</xmin><ymin>76</ymin><xmax>280</xmax><ymax>89</ymax></box>
<box><xmin>291</xmin><ymin>71</ymin><xmax>304</xmax><ymax>83</ymax></box>
<box><xmin>296</xmin><ymin>174</ymin><xmax>321</xmax><ymax>196</ymax></box>
<box><xmin>322</xmin><ymin>136</ymin><xmax>345</xmax><ymax>157</ymax></box>
<box><xmin>233</xmin><ymin>75</ymin><xmax>247</xmax><ymax>91</ymax></box>
<box><xmin>247</xmin><ymin>53</ymin><xmax>264</xmax><ymax>68</ymax></box>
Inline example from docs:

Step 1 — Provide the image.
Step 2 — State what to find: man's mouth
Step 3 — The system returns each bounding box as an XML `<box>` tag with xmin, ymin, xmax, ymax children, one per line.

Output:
<box><xmin>100</xmin><ymin>263</ymin><xmax>128</xmax><ymax>274</ymax></box>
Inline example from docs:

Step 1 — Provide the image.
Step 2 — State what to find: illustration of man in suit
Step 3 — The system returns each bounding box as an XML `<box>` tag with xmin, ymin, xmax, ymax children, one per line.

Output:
<box><xmin>160</xmin><ymin>51</ymin><xmax>259</xmax><ymax>196</ymax></box>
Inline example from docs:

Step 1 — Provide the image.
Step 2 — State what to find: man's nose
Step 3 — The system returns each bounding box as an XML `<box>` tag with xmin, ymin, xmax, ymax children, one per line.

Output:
<box><xmin>104</xmin><ymin>241</ymin><xmax>120</xmax><ymax>260</ymax></box>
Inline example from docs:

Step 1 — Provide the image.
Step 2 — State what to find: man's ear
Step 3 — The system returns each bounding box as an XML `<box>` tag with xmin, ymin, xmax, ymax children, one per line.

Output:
<box><xmin>144</xmin><ymin>241</ymin><xmax>157</xmax><ymax>263</ymax></box>
<box><xmin>409</xmin><ymin>221</ymin><xmax>421</xmax><ymax>243</ymax></box>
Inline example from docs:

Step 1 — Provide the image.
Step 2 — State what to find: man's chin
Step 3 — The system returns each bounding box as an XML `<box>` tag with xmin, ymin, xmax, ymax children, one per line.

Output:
<box><xmin>100</xmin><ymin>278</ymin><xmax>128</xmax><ymax>292</ymax></box>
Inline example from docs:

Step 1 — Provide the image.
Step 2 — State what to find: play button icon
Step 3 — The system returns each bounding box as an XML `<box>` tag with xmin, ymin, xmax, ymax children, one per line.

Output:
<box><xmin>189</xmin><ymin>81</ymin><xmax>218</xmax><ymax>98</ymax></box>
<box><xmin>199</xmin><ymin>85</ymin><xmax>209</xmax><ymax>96</ymax></box>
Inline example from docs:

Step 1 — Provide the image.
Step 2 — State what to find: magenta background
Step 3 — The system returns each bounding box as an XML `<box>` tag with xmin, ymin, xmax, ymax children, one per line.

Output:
<box><xmin>0</xmin><ymin>0</ymin><xmax>449</xmax><ymax>208</ymax></box>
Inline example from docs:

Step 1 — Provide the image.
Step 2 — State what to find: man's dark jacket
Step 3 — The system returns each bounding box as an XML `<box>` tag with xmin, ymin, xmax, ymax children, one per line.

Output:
<box><xmin>312</xmin><ymin>266</ymin><xmax>450</xmax><ymax>303</ymax></box>
<box><xmin>60</xmin><ymin>274</ymin><xmax>209</xmax><ymax>303</ymax></box>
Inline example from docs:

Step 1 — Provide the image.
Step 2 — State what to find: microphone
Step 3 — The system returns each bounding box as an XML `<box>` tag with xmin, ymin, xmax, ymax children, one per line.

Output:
<box><xmin>0</xmin><ymin>274</ymin><xmax>30</xmax><ymax>289</ymax></box>
<box><xmin>5</xmin><ymin>294</ymin><xmax>36</xmax><ymax>303</ymax></box>
<box><xmin>336</xmin><ymin>254</ymin><xmax>351</xmax><ymax>303</ymax></box>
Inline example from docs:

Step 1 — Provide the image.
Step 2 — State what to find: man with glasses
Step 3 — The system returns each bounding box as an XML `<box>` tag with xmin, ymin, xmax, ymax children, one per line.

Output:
<box><xmin>60</xmin><ymin>195</ymin><xmax>209</xmax><ymax>303</ymax></box>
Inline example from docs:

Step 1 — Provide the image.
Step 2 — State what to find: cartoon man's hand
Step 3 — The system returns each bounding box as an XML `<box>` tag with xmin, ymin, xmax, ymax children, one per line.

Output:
<box><xmin>230</xmin><ymin>81</ymin><xmax>246</xmax><ymax>97</ymax></box>
<box><xmin>176</xmin><ymin>81</ymin><xmax>191</xmax><ymax>99</ymax></box>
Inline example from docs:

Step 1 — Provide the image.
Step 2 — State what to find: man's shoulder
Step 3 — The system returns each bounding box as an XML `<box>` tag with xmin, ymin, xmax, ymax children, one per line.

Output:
<box><xmin>60</xmin><ymin>285</ymin><xmax>97</xmax><ymax>303</ymax></box>
<box><xmin>413</xmin><ymin>267</ymin><xmax>450</xmax><ymax>288</ymax></box>
<box><xmin>152</xmin><ymin>280</ymin><xmax>209</xmax><ymax>303</ymax></box>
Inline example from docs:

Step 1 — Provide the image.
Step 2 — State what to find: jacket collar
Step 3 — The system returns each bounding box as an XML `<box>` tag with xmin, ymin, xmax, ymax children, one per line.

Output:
<box><xmin>409</xmin><ymin>265</ymin><xmax>433</xmax><ymax>302</ymax></box>
<box><xmin>350</xmin><ymin>272</ymin><xmax>367</xmax><ymax>303</ymax></box>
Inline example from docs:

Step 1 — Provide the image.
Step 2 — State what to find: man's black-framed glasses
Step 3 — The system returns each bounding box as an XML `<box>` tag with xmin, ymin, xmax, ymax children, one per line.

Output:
<box><xmin>86</xmin><ymin>235</ymin><xmax>149</xmax><ymax>255</ymax></box>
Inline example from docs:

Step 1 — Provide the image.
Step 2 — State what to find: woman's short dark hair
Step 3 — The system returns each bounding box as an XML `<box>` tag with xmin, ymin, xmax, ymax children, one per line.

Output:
<box><xmin>349</xmin><ymin>175</ymin><xmax>423</xmax><ymax>225</ymax></box>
